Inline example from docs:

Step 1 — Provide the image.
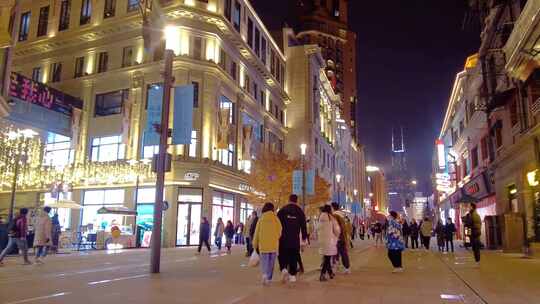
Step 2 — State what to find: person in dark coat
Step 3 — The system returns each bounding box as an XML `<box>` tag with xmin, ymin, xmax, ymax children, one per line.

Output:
<box><xmin>277</xmin><ymin>194</ymin><xmax>308</xmax><ymax>283</ymax></box>
<box><xmin>435</xmin><ymin>221</ymin><xmax>446</xmax><ymax>252</ymax></box>
<box><xmin>445</xmin><ymin>218</ymin><xmax>456</xmax><ymax>253</ymax></box>
<box><xmin>224</xmin><ymin>220</ymin><xmax>235</xmax><ymax>254</ymax></box>
<box><xmin>409</xmin><ymin>219</ymin><xmax>420</xmax><ymax>249</ymax></box>
<box><xmin>197</xmin><ymin>217</ymin><xmax>211</xmax><ymax>254</ymax></box>
<box><xmin>402</xmin><ymin>220</ymin><xmax>410</xmax><ymax>248</ymax></box>
<box><xmin>248</xmin><ymin>212</ymin><xmax>259</xmax><ymax>254</ymax></box>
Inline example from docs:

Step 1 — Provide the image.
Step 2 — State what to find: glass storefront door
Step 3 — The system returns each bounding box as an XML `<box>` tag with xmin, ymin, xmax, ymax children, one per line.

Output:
<box><xmin>176</xmin><ymin>188</ymin><xmax>203</xmax><ymax>246</ymax></box>
<box><xmin>211</xmin><ymin>191</ymin><xmax>235</xmax><ymax>243</ymax></box>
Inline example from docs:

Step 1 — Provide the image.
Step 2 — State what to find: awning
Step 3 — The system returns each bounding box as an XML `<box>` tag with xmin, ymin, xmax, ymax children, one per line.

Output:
<box><xmin>45</xmin><ymin>200</ymin><xmax>82</xmax><ymax>209</ymax></box>
<box><xmin>97</xmin><ymin>207</ymin><xmax>137</xmax><ymax>216</ymax></box>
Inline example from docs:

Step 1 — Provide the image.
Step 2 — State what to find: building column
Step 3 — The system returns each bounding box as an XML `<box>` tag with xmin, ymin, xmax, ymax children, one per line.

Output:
<box><xmin>76</xmin><ymin>80</ymin><xmax>95</xmax><ymax>163</ymax></box>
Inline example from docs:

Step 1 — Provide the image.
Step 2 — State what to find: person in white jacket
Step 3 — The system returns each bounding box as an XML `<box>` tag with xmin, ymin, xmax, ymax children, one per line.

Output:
<box><xmin>318</xmin><ymin>205</ymin><xmax>340</xmax><ymax>282</ymax></box>
<box><xmin>33</xmin><ymin>207</ymin><xmax>52</xmax><ymax>264</ymax></box>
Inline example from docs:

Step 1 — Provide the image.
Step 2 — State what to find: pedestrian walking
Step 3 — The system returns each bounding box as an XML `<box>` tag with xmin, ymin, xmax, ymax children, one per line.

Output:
<box><xmin>244</xmin><ymin>211</ymin><xmax>258</xmax><ymax>257</ymax></box>
<box><xmin>197</xmin><ymin>217</ymin><xmax>211</xmax><ymax>254</ymax></box>
<box><xmin>410</xmin><ymin>219</ymin><xmax>420</xmax><ymax>249</ymax></box>
<box><xmin>224</xmin><ymin>220</ymin><xmax>235</xmax><ymax>254</ymax></box>
<box><xmin>214</xmin><ymin>218</ymin><xmax>225</xmax><ymax>251</ymax></box>
<box><xmin>420</xmin><ymin>217</ymin><xmax>433</xmax><ymax>250</ymax></box>
<box><xmin>0</xmin><ymin>208</ymin><xmax>31</xmax><ymax>266</ymax></box>
<box><xmin>253</xmin><ymin>203</ymin><xmax>282</xmax><ymax>285</ymax></box>
<box><xmin>386</xmin><ymin>211</ymin><xmax>405</xmax><ymax>273</ymax></box>
<box><xmin>33</xmin><ymin>207</ymin><xmax>52</xmax><ymax>264</ymax></box>
<box><xmin>465</xmin><ymin>203</ymin><xmax>482</xmax><ymax>266</ymax></box>
<box><xmin>359</xmin><ymin>222</ymin><xmax>366</xmax><ymax>240</ymax></box>
<box><xmin>445</xmin><ymin>218</ymin><xmax>456</xmax><ymax>253</ymax></box>
<box><xmin>277</xmin><ymin>194</ymin><xmax>308</xmax><ymax>283</ymax></box>
<box><xmin>374</xmin><ymin>222</ymin><xmax>383</xmax><ymax>247</ymax></box>
<box><xmin>435</xmin><ymin>221</ymin><xmax>446</xmax><ymax>252</ymax></box>
<box><xmin>50</xmin><ymin>214</ymin><xmax>61</xmax><ymax>254</ymax></box>
<box><xmin>235</xmin><ymin>222</ymin><xmax>244</xmax><ymax>245</ymax></box>
<box><xmin>402</xmin><ymin>219</ymin><xmax>410</xmax><ymax>248</ymax></box>
<box><xmin>318</xmin><ymin>205</ymin><xmax>340</xmax><ymax>281</ymax></box>
<box><xmin>331</xmin><ymin>202</ymin><xmax>351</xmax><ymax>274</ymax></box>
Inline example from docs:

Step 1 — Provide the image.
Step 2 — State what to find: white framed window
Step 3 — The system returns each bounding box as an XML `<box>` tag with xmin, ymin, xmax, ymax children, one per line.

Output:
<box><xmin>189</xmin><ymin>130</ymin><xmax>197</xmax><ymax>158</ymax></box>
<box><xmin>142</xmin><ymin>145</ymin><xmax>159</xmax><ymax>159</ymax></box>
<box><xmin>82</xmin><ymin>189</ymin><xmax>125</xmax><ymax>231</ymax></box>
<box><xmin>44</xmin><ymin>133</ymin><xmax>74</xmax><ymax>167</ymax></box>
<box><xmin>91</xmin><ymin>135</ymin><xmax>125</xmax><ymax>162</ymax></box>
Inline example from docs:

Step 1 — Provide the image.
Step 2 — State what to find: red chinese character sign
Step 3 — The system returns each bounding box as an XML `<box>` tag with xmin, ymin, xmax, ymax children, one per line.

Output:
<box><xmin>9</xmin><ymin>72</ymin><xmax>82</xmax><ymax>115</ymax></box>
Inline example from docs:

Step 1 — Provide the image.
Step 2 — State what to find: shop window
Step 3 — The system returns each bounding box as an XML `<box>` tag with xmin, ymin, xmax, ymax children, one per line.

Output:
<box><xmin>59</xmin><ymin>0</ymin><xmax>70</xmax><ymax>31</ymax></box>
<box><xmin>95</xmin><ymin>89</ymin><xmax>128</xmax><ymax>116</ymax></box>
<box><xmin>43</xmin><ymin>132</ymin><xmax>74</xmax><ymax>167</ymax></box>
<box><xmin>127</xmin><ymin>0</ymin><xmax>139</xmax><ymax>12</ymax></box>
<box><xmin>211</xmin><ymin>191</ymin><xmax>235</xmax><ymax>242</ymax></box>
<box><xmin>18</xmin><ymin>12</ymin><xmax>30</xmax><ymax>41</ymax></box>
<box><xmin>97</xmin><ymin>51</ymin><xmax>108</xmax><ymax>73</ymax></box>
<box><xmin>37</xmin><ymin>6</ymin><xmax>49</xmax><ymax>37</ymax></box>
<box><xmin>142</xmin><ymin>145</ymin><xmax>159</xmax><ymax>159</ymax></box>
<box><xmin>240</xmin><ymin>201</ymin><xmax>254</xmax><ymax>224</ymax></box>
<box><xmin>120</xmin><ymin>46</ymin><xmax>133</xmax><ymax>67</ymax></box>
<box><xmin>104</xmin><ymin>0</ymin><xmax>116</xmax><ymax>18</ymax></box>
<box><xmin>74</xmin><ymin>56</ymin><xmax>84</xmax><ymax>78</ymax></box>
<box><xmin>42</xmin><ymin>192</ymin><xmax>72</xmax><ymax>230</ymax></box>
<box><xmin>32</xmin><ymin>67</ymin><xmax>41</xmax><ymax>82</ymax></box>
<box><xmin>82</xmin><ymin>189</ymin><xmax>125</xmax><ymax>232</ymax></box>
<box><xmin>232</xmin><ymin>1</ymin><xmax>241</xmax><ymax>32</ymax></box>
<box><xmin>50</xmin><ymin>62</ymin><xmax>62</xmax><ymax>83</ymax></box>
<box><xmin>80</xmin><ymin>0</ymin><xmax>91</xmax><ymax>25</ymax></box>
<box><xmin>91</xmin><ymin>135</ymin><xmax>125</xmax><ymax>162</ymax></box>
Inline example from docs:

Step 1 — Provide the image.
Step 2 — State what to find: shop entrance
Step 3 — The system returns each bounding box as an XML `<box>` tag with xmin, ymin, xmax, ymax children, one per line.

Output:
<box><xmin>176</xmin><ymin>188</ymin><xmax>203</xmax><ymax>246</ymax></box>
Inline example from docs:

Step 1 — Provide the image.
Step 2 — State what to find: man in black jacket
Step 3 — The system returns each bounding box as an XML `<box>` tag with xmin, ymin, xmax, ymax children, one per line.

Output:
<box><xmin>445</xmin><ymin>217</ymin><xmax>456</xmax><ymax>253</ymax></box>
<box><xmin>277</xmin><ymin>194</ymin><xmax>307</xmax><ymax>283</ymax></box>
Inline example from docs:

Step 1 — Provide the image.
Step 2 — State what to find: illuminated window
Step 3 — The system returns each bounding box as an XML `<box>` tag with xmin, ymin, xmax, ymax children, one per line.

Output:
<box><xmin>80</xmin><ymin>0</ymin><xmax>91</xmax><ymax>25</ymax></box>
<box><xmin>104</xmin><ymin>0</ymin><xmax>116</xmax><ymax>18</ymax></box>
<box><xmin>82</xmin><ymin>189</ymin><xmax>125</xmax><ymax>231</ymax></box>
<box><xmin>32</xmin><ymin>67</ymin><xmax>41</xmax><ymax>82</ymax></box>
<box><xmin>97</xmin><ymin>52</ymin><xmax>108</xmax><ymax>73</ymax></box>
<box><xmin>218</xmin><ymin>97</ymin><xmax>235</xmax><ymax>167</ymax></box>
<box><xmin>143</xmin><ymin>145</ymin><xmax>159</xmax><ymax>159</ymax></box>
<box><xmin>189</xmin><ymin>131</ymin><xmax>198</xmax><ymax>158</ymax></box>
<box><xmin>37</xmin><ymin>7</ymin><xmax>49</xmax><ymax>37</ymax></box>
<box><xmin>91</xmin><ymin>135</ymin><xmax>125</xmax><ymax>162</ymax></box>
<box><xmin>50</xmin><ymin>62</ymin><xmax>62</xmax><ymax>82</ymax></box>
<box><xmin>18</xmin><ymin>12</ymin><xmax>30</xmax><ymax>41</ymax></box>
<box><xmin>127</xmin><ymin>0</ymin><xmax>139</xmax><ymax>12</ymax></box>
<box><xmin>43</xmin><ymin>133</ymin><xmax>74</xmax><ymax>167</ymax></box>
<box><xmin>122</xmin><ymin>46</ymin><xmax>133</xmax><ymax>67</ymax></box>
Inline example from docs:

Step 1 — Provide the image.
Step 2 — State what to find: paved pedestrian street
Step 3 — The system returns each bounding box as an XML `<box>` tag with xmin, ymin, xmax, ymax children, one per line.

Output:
<box><xmin>0</xmin><ymin>240</ymin><xmax>539</xmax><ymax>304</ymax></box>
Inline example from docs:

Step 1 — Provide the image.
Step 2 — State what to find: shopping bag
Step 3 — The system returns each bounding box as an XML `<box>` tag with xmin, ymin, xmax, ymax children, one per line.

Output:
<box><xmin>248</xmin><ymin>251</ymin><xmax>260</xmax><ymax>267</ymax></box>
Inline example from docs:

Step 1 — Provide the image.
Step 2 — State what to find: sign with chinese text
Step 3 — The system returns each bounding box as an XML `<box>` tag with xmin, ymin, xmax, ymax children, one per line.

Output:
<box><xmin>9</xmin><ymin>72</ymin><xmax>82</xmax><ymax>115</ymax></box>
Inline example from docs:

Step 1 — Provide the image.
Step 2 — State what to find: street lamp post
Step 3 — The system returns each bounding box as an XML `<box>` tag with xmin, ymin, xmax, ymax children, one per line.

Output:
<box><xmin>300</xmin><ymin>143</ymin><xmax>307</xmax><ymax>211</ymax></box>
<box><xmin>150</xmin><ymin>44</ymin><xmax>174</xmax><ymax>274</ymax></box>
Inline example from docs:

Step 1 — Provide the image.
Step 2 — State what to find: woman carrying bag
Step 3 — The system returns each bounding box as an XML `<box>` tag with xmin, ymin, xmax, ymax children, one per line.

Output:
<box><xmin>318</xmin><ymin>205</ymin><xmax>340</xmax><ymax>282</ymax></box>
<box><xmin>252</xmin><ymin>203</ymin><xmax>282</xmax><ymax>285</ymax></box>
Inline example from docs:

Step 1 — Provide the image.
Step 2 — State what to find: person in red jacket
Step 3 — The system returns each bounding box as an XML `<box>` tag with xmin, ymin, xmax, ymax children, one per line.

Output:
<box><xmin>0</xmin><ymin>208</ymin><xmax>31</xmax><ymax>266</ymax></box>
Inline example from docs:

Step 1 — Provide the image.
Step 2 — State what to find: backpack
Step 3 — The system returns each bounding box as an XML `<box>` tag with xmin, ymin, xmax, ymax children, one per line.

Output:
<box><xmin>7</xmin><ymin>217</ymin><xmax>20</xmax><ymax>236</ymax></box>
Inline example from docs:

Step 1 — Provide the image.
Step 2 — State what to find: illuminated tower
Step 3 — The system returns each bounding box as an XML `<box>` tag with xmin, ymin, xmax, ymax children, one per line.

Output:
<box><xmin>391</xmin><ymin>126</ymin><xmax>407</xmax><ymax>172</ymax></box>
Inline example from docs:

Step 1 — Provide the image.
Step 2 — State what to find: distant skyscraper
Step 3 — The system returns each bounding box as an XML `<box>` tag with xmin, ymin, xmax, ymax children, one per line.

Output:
<box><xmin>387</xmin><ymin>126</ymin><xmax>413</xmax><ymax>214</ymax></box>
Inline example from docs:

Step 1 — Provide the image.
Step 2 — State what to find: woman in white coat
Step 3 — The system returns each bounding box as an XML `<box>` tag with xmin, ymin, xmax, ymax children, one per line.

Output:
<box><xmin>33</xmin><ymin>207</ymin><xmax>52</xmax><ymax>263</ymax></box>
<box><xmin>318</xmin><ymin>205</ymin><xmax>340</xmax><ymax>281</ymax></box>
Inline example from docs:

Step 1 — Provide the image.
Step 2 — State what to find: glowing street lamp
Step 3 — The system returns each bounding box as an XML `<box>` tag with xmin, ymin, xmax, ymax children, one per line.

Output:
<box><xmin>411</xmin><ymin>180</ymin><xmax>418</xmax><ymax>186</ymax></box>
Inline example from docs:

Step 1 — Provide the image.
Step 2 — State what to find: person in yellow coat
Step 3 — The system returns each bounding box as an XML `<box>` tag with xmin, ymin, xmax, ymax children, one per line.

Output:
<box><xmin>253</xmin><ymin>203</ymin><xmax>282</xmax><ymax>285</ymax></box>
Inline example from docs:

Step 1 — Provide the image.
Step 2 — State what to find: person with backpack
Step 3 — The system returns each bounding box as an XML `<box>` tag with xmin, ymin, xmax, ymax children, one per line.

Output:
<box><xmin>0</xmin><ymin>208</ymin><xmax>31</xmax><ymax>266</ymax></box>
<box><xmin>33</xmin><ymin>207</ymin><xmax>52</xmax><ymax>264</ymax></box>
<box><xmin>331</xmin><ymin>202</ymin><xmax>351</xmax><ymax>274</ymax></box>
<box><xmin>277</xmin><ymin>194</ymin><xmax>308</xmax><ymax>284</ymax></box>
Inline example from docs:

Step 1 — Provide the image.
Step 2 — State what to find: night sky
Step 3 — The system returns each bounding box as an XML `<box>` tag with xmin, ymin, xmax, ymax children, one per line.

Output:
<box><xmin>251</xmin><ymin>0</ymin><xmax>480</xmax><ymax>193</ymax></box>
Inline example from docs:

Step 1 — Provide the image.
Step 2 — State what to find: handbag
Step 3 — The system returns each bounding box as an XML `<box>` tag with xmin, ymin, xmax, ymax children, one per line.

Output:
<box><xmin>248</xmin><ymin>251</ymin><xmax>260</xmax><ymax>267</ymax></box>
